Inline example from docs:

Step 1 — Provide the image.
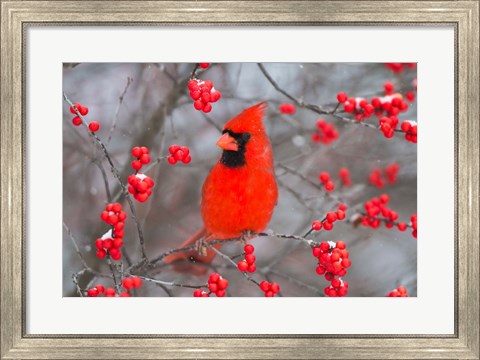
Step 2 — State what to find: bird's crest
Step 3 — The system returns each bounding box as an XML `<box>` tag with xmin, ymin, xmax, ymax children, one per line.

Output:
<box><xmin>223</xmin><ymin>102</ymin><xmax>267</xmax><ymax>134</ymax></box>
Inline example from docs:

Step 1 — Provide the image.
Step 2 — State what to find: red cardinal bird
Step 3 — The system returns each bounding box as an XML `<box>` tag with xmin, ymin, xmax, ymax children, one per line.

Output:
<box><xmin>164</xmin><ymin>102</ymin><xmax>278</xmax><ymax>268</ymax></box>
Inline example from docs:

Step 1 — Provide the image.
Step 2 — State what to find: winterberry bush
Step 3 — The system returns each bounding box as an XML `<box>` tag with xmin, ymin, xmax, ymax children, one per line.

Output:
<box><xmin>64</xmin><ymin>63</ymin><xmax>416</xmax><ymax>297</ymax></box>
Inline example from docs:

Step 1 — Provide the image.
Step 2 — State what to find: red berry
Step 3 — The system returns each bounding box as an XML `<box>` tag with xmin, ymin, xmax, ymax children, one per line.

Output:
<box><xmin>88</xmin><ymin>121</ymin><xmax>100</xmax><ymax>132</ymax></box>
<box><xmin>113</xmin><ymin>238</ymin><xmax>123</xmax><ymax>249</ymax></box>
<box><xmin>188</xmin><ymin>79</ymin><xmax>199</xmax><ymax>91</ymax></box>
<box><xmin>326</xmin><ymin>212</ymin><xmax>337</xmax><ymax>223</ymax></box>
<box><xmin>122</xmin><ymin>278</ymin><xmax>134</xmax><ymax>290</ymax></box>
<box><xmin>132</xmin><ymin>160</ymin><xmax>142</xmax><ymax>170</ymax></box>
<box><xmin>72</xmin><ymin>116</ymin><xmax>82</xmax><ymax>126</ymax></box>
<box><xmin>323</xmin><ymin>221</ymin><xmax>333</xmax><ymax>231</ymax></box>
<box><xmin>270</xmin><ymin>283</ymin><xmax>280</xmax><ymax>294</ymax></box>
<box><xmin>119</xmin><ymin>292</ymin><xmax>130</xmax><ymax>297</ymax></box>
<box><xmin>110</xmin><ymin>250</ymin><xmax>122</xmax><ymax>260</ymax></box>
<box><xmin>337</xmin><ymin>92</ymin><xmax>348</xmax><ymax>103</ymax></box>
<box><xmin>96</xmin><ymin>285</ymin><xmax>105</xmax><ymax>294</ymax></box>
<box><xmin>105</xmin><ymin>288</ymin><xmax>115</xmax><ymax>297</ymax></box>
<box><xmin>216</xmin><ymin>290</ymin><xmax>226</xmax><ymax>297</ymax></box>
<box><xmin>312</xmin><ymin>220</ymin><xmax>322</xmax><ymax>231</ymax></box>
<box><xmin>384</xmin><ymin>82</ymin><xmax>394</xmax><ymax>93</ymax></box>
<box><xmin>103</xmin><ymin>239</ymin><xmax>113</xmax><ymax>249</ymax></box>
<box><xmin>95</xmin><ymin>239</ymin><xmax>104</xmax><ymax>249</ymax></box>
<box><xmin>132</xmin><ymin>277</ymin><xmax>142</xmax><ymax>288</ymax></box>
<box><xmin>324</xmin><ymin>181</ymin><xmax>335</xmax><ymax>192</ymax></box>
<box><xmin>247</xmin><ymin>264</ymin><xmax>256</xmax><ymax>273</ymax></box>
<box><xmin>245</xmin><ymin>254</ymin><xmax>256</xmax><ymax>265</ymax></box>
<box><xmin>319</xmin><ymin>172</ymin><xmax>330</xmax><ymax>183</ymax></box>
<box><xmin>237</xmin><ymin>260</ymin><xmax>248</xmax><ymax>272</ymax></box>
<box><xmin>87</xmin><ymin>288</ymin><xmax>99</xmax><ymax>297</ymax></box>
<box><xmin>244</xmin><ymin>244</ymin><xmax>254</xmax><ymax>254</ymax></box>
<box><xmin>132</xmin><ymin>147</ymin><xmax>142</xmax><ymax>157</ymax></box>
<box><xmin>217</xmin><ymin>278</ymin><xmax>229</xmax><ymax>290</ymax></box>
<box><xmin>208</xmin><ymin>273</ymin><xmax>220</xmax><ymax>284</ymax></box>
<box><xmin>336</xmin><ymin>210</ymin><xmax>346</xmax><ymax>220</ymax></box>
<box><xmin>336</xmin><ymin>241</ymin><xmax>346</xmax><ymax>250</ymax></box>
<box><xmin>140</xmin><ymin>154</ymin><xmax>151</xmax><ymax>164</ymax></box>
<box><xmin>203</xmin><ymin>103</ymin><xmax>213</xmax><ymax>113</ymax></box>
<box><xmin>342</xmin><ymin>258</ymin><xmax>352</xmax><ymax>268</ymax></box>
<box><xmin>259</xmin><ymin>281</ymin><xmax>270</xmax><ymax>292</ymax></box>
<box><xmin>78</xmin><ymin>105</ymin><xmax>89</xmax><ymax>116</ymax></box>
<box><xmin>199</xmin><ymin>63</ymin><xmax>209</xmax><ymax>69</ymax></box>
<box><xmin>397</xmin><ymin>222</ymin><xmax>407</xmax><ymax>231</ymax></box>
<box><xmin>96</xmin><ymin>249</ymin><xmax>107</xmax><ymax>258</ymax></box>
<box><xmin>168</xmin><ymin>156</ymin><xmax>177</xmax><ymax>165</ymax></box>
<box><xmin>194</xmin><ymin>100</ymin><xmax>204</xmax><ymax>110</ymax></box>
<box><xmin>208</xmin><ymin>283</ymin><xmax>218</xmax><ymax>293</ymax></box>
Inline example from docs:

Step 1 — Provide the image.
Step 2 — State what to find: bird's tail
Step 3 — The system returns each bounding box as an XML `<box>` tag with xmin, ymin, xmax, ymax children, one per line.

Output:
<box><xmin>163</xmin><ymin>227</ymin><xmax>222</xmax><ymax>273</ymax></box>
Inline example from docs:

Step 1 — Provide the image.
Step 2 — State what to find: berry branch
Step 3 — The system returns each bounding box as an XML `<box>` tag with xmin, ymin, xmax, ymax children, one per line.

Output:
<box><xmin>258</xmin><ymin>63</ymin><xmax>413</xmax><ymax>139</ymax></box>
<box><xmin>63</xmin><ymin>93</ymin><xmax>148</xmax><ymax>260</ymax></box>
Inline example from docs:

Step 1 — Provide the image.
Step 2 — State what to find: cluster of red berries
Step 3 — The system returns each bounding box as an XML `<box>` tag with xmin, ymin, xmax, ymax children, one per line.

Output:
<box><xmin>313</xmin><ymin>241</ymin><xmax>351</xmax><ymax>277</ymax></box>
<box><xmin>361</xmin><ymin>194</ymin><xmax>408</xmax><ymax>232</ymax></box>
<box><xmin>369</xmin><ymin>163</ymin><xmax>400</xmax><ymax>188</ymax></box>
<box><xmin>324</xmin><ymin>277</ymin><xmax>349</xmax><ymax>297</ymax></box>
<box><xmin>122</xmin><ymin>276</ymin><xmax>143</xmax><ymax>293</ymax></box>
<box><xmin>167</xmin><ymin>144</ymin><xmax>192</xmax><ymax>165</ymax></box>
<box><xmin>97</xmin><ymin>203</ymin><xmax>127</xmax><ymax>260</ymax></box>
<box><xmin>69</xmin><ymin>102</ymin><xmax>100</xmax><ymax>132</ymax></box>
<box><xmin>199</xmin><ymin>63</ymin><xmax>210</xmax><ymax>69</ymax></box>
<box><xmin>131</xmin><ymin>146</ymin><xmax>151</xmax><ymax>171</ymax></box>
<box><xmin>342</xmin><ymin>96</ymin><xmax>375</xmax><ymax>121</ymax></box>
<box><xmin>385</xmin><ymin>63</ymin><xmax>416</xmax><ymax>74</ymax></box>
<box><xmin>312</xmin><ymin>119</ymin><xmax>339</xmax><ymax>144</ymax></box>
<box><xmin>318</xmin><ymin>172</ymin><xmax>336</xmax><ymax>192</ymax></box>
<box><xmin>338</xmin><ymin>168</ymin><xmax>352</xmax><ymax>187</ymax></box>
<box><xmin>372</xmin><ymin>93</ymin><xmax>409</xmax><ymax>118</ymax></box>
<box><xmin>311</xmin><ymin>203</ymin><xmax>347</xmax><ymax>232</ymax></box>
<box><xmin>400</xmin><ymin>121</ymin><xmax>418</xmax><ymax>143</ymax></box>
<box><xmin>312</xmin><ymin>241</ymin><xmax>351</xmax><ymax>297</ymax></box>
<box><xmin>387</xmin><ymin>286</ymin><xmax>408</xmax><ymax>297</ymax></box>
<box><xmin>410</xmin><ymin>214</ymin><xmax>417</xmax><ymax>239</ymax></box>
<box><xmin>279</xmin><ymin>103</ymin><xmax>296</xmax><ymax>114</ymax></box>
<box><xmin>194</xmin><ymin>273</ymin><xmax>229</xmax><ymax>297</ymax></box>
<box><xmin>127</xmin><ymin>173</ymin><xmax>154</xmax><ymax>203</ymax></box>
<box><xmin>379</xmin><ymin>116</ymin><xmax>399</xmax><ymax>138</ymax></box>
<box><xmin>188</xmin><ymin>79</ymin><xmax>221</xmax><ymax>113</ymax></box>
<box><xmin>87</xmin><ymin>284</ymin><xmax>107</xmax><ymax>297</ymax></box>
<box><xmin>259</xmin><ymin>280</ymin><xmax>280</xmax><ymax>297</ymax></box>
<box><xmin>237</xmin><ymin>244</ymin><xmax>257</xmax><ymax>273</ymax></box>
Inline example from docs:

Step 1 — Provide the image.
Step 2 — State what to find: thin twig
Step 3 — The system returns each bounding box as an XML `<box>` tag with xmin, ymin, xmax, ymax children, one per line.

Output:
<box><xmin>63</xmin><ymin>222</ymin><xmax>89</xmax><ymax>269</ymax></box>
<box><xmin>106</xmin><ymin>77</ymin><xmax>133</xmax><ymax>145</ymax></box>
<box><xmin>135</xmin><ymin>275</ymin><xmax>207</xmax><ymax>289</ymax></box>
<box><xmin>93</xmin><ymin>159</ymin><xmax>112</xmax><ymax>202</ymax></box>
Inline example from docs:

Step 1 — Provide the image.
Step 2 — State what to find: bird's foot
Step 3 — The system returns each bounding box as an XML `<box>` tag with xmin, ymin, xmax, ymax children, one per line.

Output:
<box><xmin>195</xmin><ymin>238</ymin><xmax>208</xmax><ymax>257</ymax></box>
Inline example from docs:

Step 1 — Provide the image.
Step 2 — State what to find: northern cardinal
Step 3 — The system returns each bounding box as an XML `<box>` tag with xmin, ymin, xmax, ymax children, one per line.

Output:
<box><xmin>164</xmin><ymin>102</ymin><xmax>278</xmax><ymax>268</ymax></box>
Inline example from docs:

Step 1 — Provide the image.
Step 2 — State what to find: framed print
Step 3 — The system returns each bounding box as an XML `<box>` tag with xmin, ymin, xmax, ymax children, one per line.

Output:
<box><xmin>1</xmin><ymin>1</ymin><xmax>479</xmax><ymax>359</ymax></box>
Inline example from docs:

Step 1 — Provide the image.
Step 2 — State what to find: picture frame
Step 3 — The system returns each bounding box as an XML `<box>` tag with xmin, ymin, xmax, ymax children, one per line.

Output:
<box><xmin>1</xmin><ymin>1</ymin><xmax>478</xmax><ymax>358</ymax></box>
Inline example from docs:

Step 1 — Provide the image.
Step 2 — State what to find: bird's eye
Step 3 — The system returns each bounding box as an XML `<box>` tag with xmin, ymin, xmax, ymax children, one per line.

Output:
<box><xmin>242</xmin><ymin>133</ymin><xmax>251</xmax><ymax>142</ymax></box>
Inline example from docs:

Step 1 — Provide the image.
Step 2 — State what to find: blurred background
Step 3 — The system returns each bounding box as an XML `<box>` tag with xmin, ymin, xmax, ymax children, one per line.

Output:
<box><xmin>63</xmin><ymin>63</ymin><xmax>417</xmax><ymax>297</ymax></box>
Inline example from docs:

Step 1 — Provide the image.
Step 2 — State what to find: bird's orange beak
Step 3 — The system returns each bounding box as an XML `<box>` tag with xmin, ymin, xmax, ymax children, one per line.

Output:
<box><xmin>216</xmin><ymin>133</ymin><xmax>239</xmax><ymax>151</ymax></box>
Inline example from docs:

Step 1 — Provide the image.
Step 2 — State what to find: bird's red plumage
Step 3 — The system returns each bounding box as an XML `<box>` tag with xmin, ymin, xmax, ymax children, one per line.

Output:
<box><xmin>164</xmin><ymin>102</ymin><xmax>278</xmax><ymax>268</ymax></box>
